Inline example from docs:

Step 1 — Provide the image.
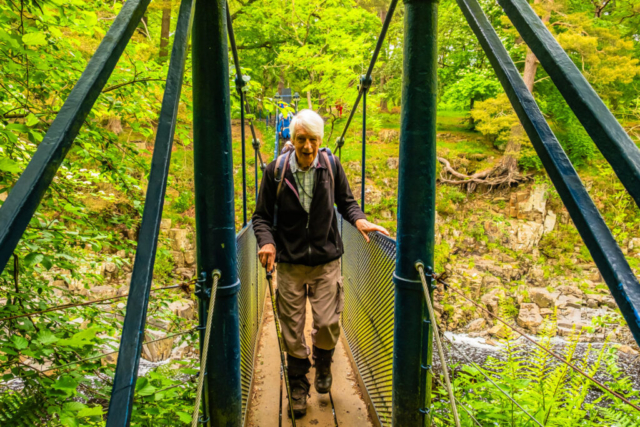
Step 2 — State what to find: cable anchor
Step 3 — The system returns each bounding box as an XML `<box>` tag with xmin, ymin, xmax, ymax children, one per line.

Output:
<box><xmin>358</xmin><ymin>75</ymin><xmax>372</xmax><ymax>93</ymax></box>
<box><xmin>195</xmin><ymin>271</ymin><xmax>210</xmax><ymax>299</ymax></box>
<box><xmin>234</xmin><ymin>74</ymin><xmax>247</xmax><ymax>95</ymax></box>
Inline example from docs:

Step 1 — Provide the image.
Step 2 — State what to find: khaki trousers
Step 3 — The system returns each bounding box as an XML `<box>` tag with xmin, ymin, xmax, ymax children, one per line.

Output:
<box><xmin>276</xmin><ymin>259</ymin><xmax>344</xmax><ymax>359</ymax></box>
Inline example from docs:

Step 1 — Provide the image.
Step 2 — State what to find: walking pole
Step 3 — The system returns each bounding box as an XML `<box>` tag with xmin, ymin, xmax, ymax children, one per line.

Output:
<box><xmin>266</xmin><ymin>269</ymin><xmax>297</xmax><ymax>426</ymax></box>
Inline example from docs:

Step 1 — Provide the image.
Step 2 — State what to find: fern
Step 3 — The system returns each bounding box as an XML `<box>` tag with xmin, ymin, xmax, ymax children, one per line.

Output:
<box><xmin>435</xmin><ymin>317</ymin><xmax>640</xmax><ymax>426</ymax></box>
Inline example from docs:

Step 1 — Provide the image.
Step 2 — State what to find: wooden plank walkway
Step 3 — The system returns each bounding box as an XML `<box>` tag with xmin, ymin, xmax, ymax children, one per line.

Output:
<box><xmin>245</xmin><ymin>292</ymin><xmax>374</xmax><ymax>427</ymax></box>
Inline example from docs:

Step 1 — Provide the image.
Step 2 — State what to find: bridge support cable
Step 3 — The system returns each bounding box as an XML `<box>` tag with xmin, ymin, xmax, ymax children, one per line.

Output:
<box><xmin>0</xmin><ymin>0</ymin><xmax>153</xmax><ymax>274</ymax></box>
<box><xmin>442</xmin><ymin>334</ymin><xmax>544</xmax><ymax>427</ymax></box>
<box><xmin>332</xmin><ymin>0</ymin><xmax>399</xmax><ymax>157</ymax></box>
<box><xmin>226</xmin><ymin>3</ymin><xmax>266</xmax><ymax>205</ymax></box>
<box><xmin>360</xmin><ymin>76</ymin><xmax>371</xmax><ymax>213</ymax></box>
<box><xmin>0</xmin><ymin>280</ymin><xmax>194</xmax><ymax>323</ymax></box>
<box><xmin>105</xmin><ymin>0</ymin><xmax>195</xmax><ymax>424</ymax></box>
<box><xmin>226</xmin><ymin>4</ymin><xmax>248</xmax><ymax>226</ymax></box>
<box><xmin>41</xmin><ymin>328</ymin><xmax>197</xmax><ymax>374</ymax></box>
<box><xmin>497</xmin><ymin>0</ymin><xmax>640</xmax><ymax>209</ymax></box>
<box><xmin>391</xmin><ymin>0</ymin><xmax>438</xmax><ymax>424</ymax></box>
<box><xmin>193</xmin><ymin>0</ymin><xmax>243</xmax><ymax>423</ymax></box>
<box><xmin>417</xmin><ymin>263</ymin><xmax>461</xmax><ymax>427</ymax></box>
<box><xmin>456</xmin><ymin>0</ymin><xmax>640</xmax><ymax>347</ymax></box>
<box><xmin>192</xmin><ymin>271</ymin><xmax>221</xmax><ymax>427</ymax></box>
<box><xmin>437</xmin><ymin>277</ymin><xmax>640</xmax><ymax>414</ymax></box>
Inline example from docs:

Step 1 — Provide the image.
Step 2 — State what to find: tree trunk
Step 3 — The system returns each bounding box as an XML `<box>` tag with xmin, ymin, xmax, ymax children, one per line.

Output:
<box><xmin>498</xmin><ymin>0</ymin><xmax>548</xmax><ymax>173</ymax></box>
<box><xmin>278</xmin><ymin>69</ymin><xmax>285</xmax><ymax>94</ymax></box>
<box><xmin>379</xmin><ymin>75</ymin><xmax>389</xmax><ymax>113</ymax></box>
<box><xmin>469</xmin><ymin>98</ymin><xmax>475</xmax><ymax>129</ymax></box>
<box><xmin>159</xmin><ymin>0</ymin><xmax>171</xmax><ymax>62</ymax></box>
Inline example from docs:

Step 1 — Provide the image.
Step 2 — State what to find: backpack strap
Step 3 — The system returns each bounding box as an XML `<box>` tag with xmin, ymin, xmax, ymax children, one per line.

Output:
<box><xmin>320</xmin><ymin>147</ymin><xmax>337</xmax><ymax>203</ymax></box>
<box><xmin>320</xmin><ymin>147</ymin><xmax>337</xmax><ymax>183</ymax></box>
<box><xmin>272</xmin><ymin>151</ymin><xmax>291</xmax><ymax>232</ymax></box>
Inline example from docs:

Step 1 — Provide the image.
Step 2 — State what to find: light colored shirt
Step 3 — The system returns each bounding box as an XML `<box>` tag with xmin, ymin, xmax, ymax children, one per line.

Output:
<box><xmin>289</xmin><ymin>152</ymin><xmax>318</xmax><ymax>213</ymax></box>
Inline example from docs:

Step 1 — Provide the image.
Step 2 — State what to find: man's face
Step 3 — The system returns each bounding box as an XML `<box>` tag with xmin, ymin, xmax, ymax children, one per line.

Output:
<box><xmin>293</xmin><ymin>124</ymin><xmax>321</xmax><ymax>170</ymax></box>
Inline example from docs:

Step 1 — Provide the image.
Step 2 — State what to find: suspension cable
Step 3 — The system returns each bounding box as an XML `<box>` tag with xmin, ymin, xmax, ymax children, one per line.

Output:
<box><xmin>442</xmin><ymin>333</ymin><xmax>543</xmax><ymax>427</ymax></box>
<box><xmin>436</xmin><ymin>276</ymin><xmax>640</xmax><ymax>414</ymax></box>
<box><xmin>0</xmin><ymin>279</ymin><xmax>195</xmax><ymax>323</ymax></box>
<box><xmin>40</xmin><ymin>328</ymin><xmax>197</xmax><ymax>373</ymax></box>
<box><xmin>191</xmin><ymin>270</ymin><xmax>221</xmax><ymax>427</ymax></box>
<box><xmin>431</xmin><ymin>374</ymin><xmax>483</xmax><ymax>427</ymax></box>
<box><xmin>416</xmin><ymin>263</ymin><xmax>461</xmax><ymax>427</ymax></box>
<box><xmin>333</xmin><ymin>0</ymin><xmax>399</xmax><ymax>155</ymax></box>
<box><xmin>226</xmin><ymin>2</ymin><xmax>266</xmax><ymax>203</ymax></box>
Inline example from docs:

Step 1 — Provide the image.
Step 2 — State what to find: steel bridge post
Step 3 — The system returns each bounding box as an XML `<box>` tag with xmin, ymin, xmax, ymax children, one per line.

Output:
<box><xmin>392</xmin><ymin>0</ymin><xmax>438</xmax><ymax>425</ymax></box>
<box><xmin>193</xmin><ymin>0</ymin><xmax>242</xmax><ymax>425</ymax></box>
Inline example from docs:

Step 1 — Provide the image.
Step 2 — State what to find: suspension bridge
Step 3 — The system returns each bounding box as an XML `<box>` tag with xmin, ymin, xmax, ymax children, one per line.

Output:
<box><xmin>0</xmin><ymin>0</ymin><xmax>639</xmax><ymax>425</ymax></box>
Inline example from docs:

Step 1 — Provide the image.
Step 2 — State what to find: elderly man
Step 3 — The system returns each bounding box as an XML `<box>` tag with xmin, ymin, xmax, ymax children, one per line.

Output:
<box><xmin>253</xmin><ymin>109</ymin><xmax>389</xmax><ymax>417</ymax></box>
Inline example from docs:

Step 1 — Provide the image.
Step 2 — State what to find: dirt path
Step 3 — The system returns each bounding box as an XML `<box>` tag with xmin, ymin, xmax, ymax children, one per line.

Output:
<box><xmin>245</xmin><ymin>292</ymin><xmax>373</xmax><ymax>427</ymax></box>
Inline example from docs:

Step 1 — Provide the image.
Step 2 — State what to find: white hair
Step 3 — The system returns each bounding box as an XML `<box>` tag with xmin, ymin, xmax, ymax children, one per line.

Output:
<box><xmin>290</xmin><ymin>109</ymin><xmax>325</xmax><ymax>141</ymax></box>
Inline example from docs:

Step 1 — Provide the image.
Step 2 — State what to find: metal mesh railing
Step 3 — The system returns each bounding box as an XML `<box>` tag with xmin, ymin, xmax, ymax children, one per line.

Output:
<box><xmin>340</xmin><ymin>219</ymin><xmax>396</xmax><ymax>426</ymax></box>
<box><xmin>236</xmin><ymin>223</ymin><xmax>267</xmax><ymax>422</ymax></box>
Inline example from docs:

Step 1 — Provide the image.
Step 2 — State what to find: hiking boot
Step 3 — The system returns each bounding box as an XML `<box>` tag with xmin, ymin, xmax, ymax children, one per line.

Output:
<box><xmin>313</xmin><ymin>346</ymin><xmax>334</xmax><ymax>394</ymax></box>
<box><xmin>288</xmin><ymin>375</ymin><xmax>310</xmax><ymax>418</ymax></box>
<box><xmin>287</xmin><ymin>355</ymin><xmax>311</xmax><ymax>418</ymax></box>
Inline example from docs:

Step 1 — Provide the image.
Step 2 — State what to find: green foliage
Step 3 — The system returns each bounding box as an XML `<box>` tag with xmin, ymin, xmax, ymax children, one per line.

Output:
<box><xmin>435</xmin><ymin>322</ymin><xmax>640</xmax><ymax>426</ymax></box>
<box><xmin>436</xmin><ymin>185</ymin><xmax>466</xmax><ymax>216</ymax></box>
<box><xmin>442</xmin><ymin>71</ymin><xmax>502</xmax><ymax>112</ymax></box>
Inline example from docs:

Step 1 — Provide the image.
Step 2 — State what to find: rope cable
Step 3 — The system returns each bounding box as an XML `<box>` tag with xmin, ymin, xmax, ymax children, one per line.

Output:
<box><xmin>39</xmin><ymin>328</ymin><xmax>197</xmax><ymax>373</ymax></box>
<box><xmin>191</xmin><ymin>270</ymin><xmax>221</xmax><ymax>427</ymax></box>
<box><xmin>333</xmin><ymin>0</ymin><xmax>399</xmax><ymax>154</ymax></box>
<box><xmin>0</xmin><ymin>280</ymin><xmax>195</xmax><ymax>323</ymax></box>
<box><xmin>436</xmin><ymin>276</ymin><xmax>640</xmax><ymax>414</ymax></box>
<box><xmin>442</xmin><ymin>333</ymin><xmax>544</xmax><ymax>427</ymax></box>
<box><xmin>416</xmin><ymin>263</ymin><xmax>461</xmax><ymax>427</ymax></box>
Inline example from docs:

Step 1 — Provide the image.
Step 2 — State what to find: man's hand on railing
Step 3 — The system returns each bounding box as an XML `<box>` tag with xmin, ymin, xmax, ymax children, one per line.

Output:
<box><xmin>258</xmin><ymin>243</ymin><xmax>276</xmax><ymax>271</ymax></box>
<box><xmin>355</xmin><ymin>219</ymin><xmax>390</xmax><ymax>243</ymax></box>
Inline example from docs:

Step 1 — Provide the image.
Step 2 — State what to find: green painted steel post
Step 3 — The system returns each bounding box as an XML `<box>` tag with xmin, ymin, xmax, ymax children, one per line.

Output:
<box><xmin>392</xmin><ymin>0</ymin><xmax>437</xmax><ymax>425</ymax></box>
<box><xmin>192</xmin><ymin>0</ymin><xmax>242</xmax><ymax>425</ymax></box>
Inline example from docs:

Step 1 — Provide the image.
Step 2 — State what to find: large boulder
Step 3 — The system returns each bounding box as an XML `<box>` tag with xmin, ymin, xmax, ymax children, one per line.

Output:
<box><xmin>528</xmin><ymin>266</ymin><xmax>545</xmax><ymax>285</ymax></box>
<box><xmin>160</xmin><ymin>218</ymin><xmax>172</xmax><ymax>231</ymax></box>
<box><xmin>170</xmin><ymin>229</ymin><xmax>190</xmax><ymax>251</ymax></box>
<box><xmin>169</xmin><ymin>299</ymin><xmax>196</xmax><ymax>320</ymax></box>
<box><xmin>628</xmin><ymin>238</ymin><xmax>640</xmax><ymax>253</ymax></box>
<box><xmin>507</xmin><ymin>220</ymin><xmax>544</xmax><ymax>253</ymax></box>
<box><xmin>488</xmin><ymin>322</ymin><xmax>509</xmax><ymax>339</ymax></box>
<box><xmin>172</xmin><ymin>251</ymin><xmax>185</xmax><ymax>268</ymax></box>
<box><xmin>516</xmin><ymin>184</ymin><xmax>547</xmax><ymax>222</ymax></box>
<box><xmin>467</xmin><ymin>318</ymin><xmax>487</xmax><ymax>333</ymax></box>
<box><xmin>516</xmin><ymin>303</ymin><xmax>543</xmax><ymax>332</ymax></box>
<box><xmin>142</xmin><ymin>329</ymin><xmax>175</xmax><ymax>362</ymax></box>
<box><xmin>529</xmin><ymin>288</ymin><xmax>555</xmax><ymax>309</ymax></box>
<box><xmin>558</xmin><ymin>285</ymin><xmax>584</xmax><ymax>298</ymax></box>
<box><xmin>184</xmin><ymin>250</ymin><xmax>196</xmax><ymax>266</ymax></box>
<box><xmin>481</xmin><ymin>288</ymin><xmax>505</xmax><ymax>317</ymax></box>
<box><xmin>88</xmin><ymin>286</ymin><xmax>116</xmax><ymax>299</ymax></box>
<box><xmin>543</xmin><ymin>211</ymin><xmax>557</xmax><ymax>235</ymax></box>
